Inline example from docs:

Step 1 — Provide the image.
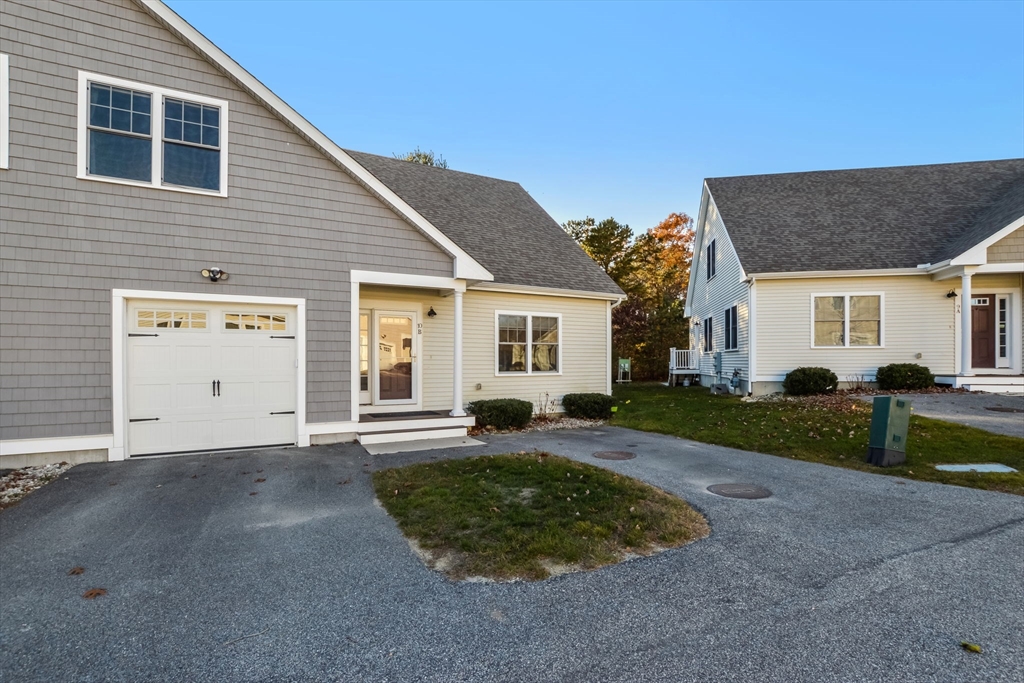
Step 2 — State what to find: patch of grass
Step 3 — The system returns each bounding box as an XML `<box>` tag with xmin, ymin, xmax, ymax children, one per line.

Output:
<box><xmin>372</xmin><ymin>452</ymin><xmax>709</xmax><ymax>581</ymax></box>
<box><xmin>612</xmin><ymin>384</ymin><xmax>1024</xmax><ymax>495</ymax></box>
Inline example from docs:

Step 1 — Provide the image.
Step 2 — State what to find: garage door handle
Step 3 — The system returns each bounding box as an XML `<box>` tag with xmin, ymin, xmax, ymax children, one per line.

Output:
<box><xmin>129</xmin><ymin>417</ymin><xmax>160</xmax><ymax>423</ymax></box>
<box><xmin>212</xmin><ymin>380</ymin><xmax>220</xmax><ymax>397</ymax></box>
<box><xmin>270</xmin><ymin>411</ymin><xmax>295</xmax><ymax>415</ymax></box>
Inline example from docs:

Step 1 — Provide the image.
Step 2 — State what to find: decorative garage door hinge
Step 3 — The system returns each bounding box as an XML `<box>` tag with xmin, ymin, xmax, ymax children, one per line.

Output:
<box><xmin>270</xmin><ymin>335</ymin><xmax>295</xmax><ymax>339</ymax></box>
<box><xmin>128</xmin><ymin>333</ymin><xmax>160</xmax><ymax>337</ymax></box>
<box><xmin>129</xmin><ymin>417</ymin><xmax>160</xmax><ymax>422</ymax></box>
<box><xmin>270</xmin><ymin>411</ymin><xmax>295</xmax><ymax>415</ymax></box>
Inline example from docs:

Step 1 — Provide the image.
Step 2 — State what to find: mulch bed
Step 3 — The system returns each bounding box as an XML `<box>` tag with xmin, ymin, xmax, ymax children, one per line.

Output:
<box><xmin>0</xmin><ymin>462</ymin><xmax>73</xmax><ymax>510</ymax></box>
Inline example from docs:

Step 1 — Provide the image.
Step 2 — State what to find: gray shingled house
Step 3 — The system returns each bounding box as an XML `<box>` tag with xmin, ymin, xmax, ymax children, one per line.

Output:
<box><xmin>0</xmin><ymin>0</ymin><xmax>623</xmax><ymax>467</ymax></box>
<box><xmin>678</xmin><ymin>160</ymin><xmax>1024</xmax><ymax>395</ymax></box>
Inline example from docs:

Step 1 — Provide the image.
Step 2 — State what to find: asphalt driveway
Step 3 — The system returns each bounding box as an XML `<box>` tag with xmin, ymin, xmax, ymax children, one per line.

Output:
<box><xmin>2</xmin><ymin>428</ymin><xmax>1022</xmax><ymax>682</ymax></box>
<box><xmin>857</xmin><ymin>392</ymin><xmax>1024</xmax><ymax>438</ymax></box>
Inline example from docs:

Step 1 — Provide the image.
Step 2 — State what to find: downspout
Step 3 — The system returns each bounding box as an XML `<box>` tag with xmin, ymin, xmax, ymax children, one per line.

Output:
<box><xmin>608</xmin><ymin>296</ymin><xmax>625</xmax><ymax>394</ymax></box>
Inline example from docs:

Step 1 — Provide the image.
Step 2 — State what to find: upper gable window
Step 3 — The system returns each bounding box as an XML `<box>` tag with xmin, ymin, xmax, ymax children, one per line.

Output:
<box><xmin>706</xmin><ymin>239</ymin><xmax>717</xmax><ymax>281</ymax></box>
<box><xmin>77</xmin><ymin>72</ymin><xmax>228</xmax><ymax>196</ymax></box>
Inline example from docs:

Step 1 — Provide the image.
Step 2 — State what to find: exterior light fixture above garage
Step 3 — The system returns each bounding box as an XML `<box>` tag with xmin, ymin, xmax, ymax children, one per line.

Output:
<box><xmin>201</xmin><ymin>267</ymin><xmax>228</xmax><ymax>282</ymax></box>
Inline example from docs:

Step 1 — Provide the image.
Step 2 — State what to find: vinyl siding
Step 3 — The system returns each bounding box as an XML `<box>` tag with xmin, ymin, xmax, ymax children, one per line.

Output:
<box><xmin>463</xmin><ymin>291</ymin><xmax>610</xmax><ymax>412</ymax></box>
<box><xmin>754</xmin><ymin>273</ymin><xmax>1022</xmax><ymax>382</ymax></box>
<box><xmin>987</xmin><ymin>227</ymin><xmax>1023</xmax><ymax>263</ymax></box>
<box><xmin>688</xmin><ymin>195</ymin><xmax>750</xmax><ymax>389</ymax></box>
<box><xmin>0</xmin><ymin>0</ymin><xmax>454</xmax><ymax>439</ymax></box>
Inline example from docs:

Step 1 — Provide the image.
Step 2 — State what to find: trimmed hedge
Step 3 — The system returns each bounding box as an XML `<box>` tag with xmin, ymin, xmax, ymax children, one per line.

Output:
<box><xmin>875</xmin><ymin>363</ymin><xmax>935</xmax><ymax>391</ymax></box>
<box><xmin>561</xmin><ymin>393</ymin><xmax>615</xmax><ymax>419</ymax></box>
<box><xmin>783</xmin><ymin>367</ymin><xmax>838</xmax><ymax>396</ymax></box>
<box><xmin>467</xmin><ymin>398</ymin><xmax>533</xmax><ymax>430</ymax></box>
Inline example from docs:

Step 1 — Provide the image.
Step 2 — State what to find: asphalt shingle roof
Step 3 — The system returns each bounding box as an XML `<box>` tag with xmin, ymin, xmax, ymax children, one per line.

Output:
<box><xmin>346</xmin><ymin>151</ymin><xmax>623</xmax><ymax>295</ymax></box>
<box><xmin>705</xmin><ymin>159</ymin><xmax>1024</xmax><ymax>274</ymax></box>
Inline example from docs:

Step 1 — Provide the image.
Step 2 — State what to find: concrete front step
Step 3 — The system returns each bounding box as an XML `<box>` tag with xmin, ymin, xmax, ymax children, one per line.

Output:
<box><xmin>357</xmin><ymin>426</ymin><xmax>469</xmax><ymax>445</ymax></box>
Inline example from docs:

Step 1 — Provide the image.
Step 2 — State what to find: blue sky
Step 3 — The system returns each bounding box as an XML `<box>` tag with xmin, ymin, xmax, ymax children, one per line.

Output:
<box><xmin>168</xmin><ymin>0</ymin><xmax>1024</xmax><ymax>233</ymax></box>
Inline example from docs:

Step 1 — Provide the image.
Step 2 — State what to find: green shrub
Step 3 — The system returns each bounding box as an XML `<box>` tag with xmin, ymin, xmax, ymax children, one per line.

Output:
<box><xmin>467</xmin><ymin>398</ymin><xmax>533</xmax><ymax>430</ymax></box>
<box><xmin>561</xmin><ymin>393</ymin><xmax>615</xmax><ymax>419</ymax></box>
<box><xmin>783</xmin><ymin>367</ymin><xmax>838</xmax><ymax>396</ymax></box>
<box><xmin>875</xmin><ymin>363</ymin><xmax>934</xmax><ymax>391</ymax></box>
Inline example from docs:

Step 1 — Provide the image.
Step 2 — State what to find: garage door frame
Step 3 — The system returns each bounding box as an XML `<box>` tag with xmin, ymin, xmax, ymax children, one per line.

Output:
<box><xmin>111</xmin><ymin>289</ymin><xmax>308</xmax><ymax>460</ymax></box>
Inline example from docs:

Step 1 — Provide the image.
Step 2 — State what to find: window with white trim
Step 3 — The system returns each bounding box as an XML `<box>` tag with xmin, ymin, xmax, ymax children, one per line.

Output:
<box><xmin>724</xmin><ymin>306</ymin><xmax>738</xmax><ymax>350</ymax></box>
<box><xmin>706</xmin><ymin>239</ymin><xmax>717</xmax><ymax>281</ymax></box>
<box><xmin>496</xmin><ymin>313</ymin><xmax>561</xmax><ymax>374</ymax></box>
<box><xmin>812</xmin><ymin>294</ymin><xmax>882</xmax><ymax>347</ymax></box>
<box><xmin>703</xmin><ymin>316</ymin><xmax>713</xmax><ymax>352</ymax></box>
<box><xmin>1</xmin><ymin>54</ymin><xmax>9</xmax><ymax>169</ymax></box>
<box><xmin>78</xmin><ymin>72</ymin><xmax>228</xmax><ymax>195</ymax></box>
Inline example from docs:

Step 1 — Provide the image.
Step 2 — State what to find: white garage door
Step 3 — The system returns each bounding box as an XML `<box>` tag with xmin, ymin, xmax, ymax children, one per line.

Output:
<box><xmin>127</xmin><ymin>301</ymin><xmax>297</xmax><ymax>456</ymax></box>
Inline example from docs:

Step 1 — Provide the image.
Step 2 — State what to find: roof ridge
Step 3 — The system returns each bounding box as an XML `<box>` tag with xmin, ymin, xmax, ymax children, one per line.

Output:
<box><xmin>344</xmin><ymin>149</ymin><xmax>523</xmax><ymax>186</ymax></box>
<box><xmin>706</xmin><ymin>158</ymin><xmax>1023</xmax><ymax>183</ymax></box>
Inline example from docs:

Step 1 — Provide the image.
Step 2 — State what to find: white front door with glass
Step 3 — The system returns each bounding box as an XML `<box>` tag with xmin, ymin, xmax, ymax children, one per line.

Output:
<box><xmin>360</xmin><ymin>309</ymin><xmax>420</xmax><ymax>407</ymax></box>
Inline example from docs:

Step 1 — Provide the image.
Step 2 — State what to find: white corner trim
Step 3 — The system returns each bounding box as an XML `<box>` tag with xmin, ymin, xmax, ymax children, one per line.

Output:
<box><xmin>493</xmin><ymin>310</ymin><xmax>564</xmax><ymax>377</ymax></box>
<box><xmin>949</xmin><ymin>216</ymin><xmax>1024</xmax><ymax>266</ymax></box>
<box><xmin>0</xmin><ymin>53</ymin><xmax>9</xmax><ymax>169</ymax></box>
<box><xmin>606</xmin><ymin>300</ymin><xmax>613</xmax><ymax>394</ymax></box>
<box><xmin>134</xmin><ymin>0</ymin><xmax>492</xmax><ymax>282</ymax></box>
<box><xmin>470</xmin><ymin>281</ymin><xmax>623</xmax><ymax>302</ymax></box>
<box><xmin>76</xmin><ymin>70</ymin><xmax>230</xmax><ymax>198</ymax></box>
<box><xmin>748</xmin><ymin>279</ymin><xmax>757</xmax><ymax>388</ymax></box>
<box><xmin>110</xmin><ymin>289</ymin><xmax>308</xmax><ymax>460</ymax></box>
<box><xmin>0</xmin><ymin>434</ymin><xmax>114</xmax><ymax>457</ymax></box>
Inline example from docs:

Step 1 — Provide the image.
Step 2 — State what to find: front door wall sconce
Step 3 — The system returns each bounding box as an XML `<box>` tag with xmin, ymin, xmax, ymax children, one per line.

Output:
<box><xmin>201</xmin><ymin>267</ymin><xmax>229</xmax><ymax>282</ymax></box>
<box><xmin>427</xmin><ymin>307</ymin><xmax>437</xmax><ymax>318</ymax></box>
<box><xmin>946</xmin><ymin>290</ymin><xmax>957</xmax><ymax>299</ymax></box>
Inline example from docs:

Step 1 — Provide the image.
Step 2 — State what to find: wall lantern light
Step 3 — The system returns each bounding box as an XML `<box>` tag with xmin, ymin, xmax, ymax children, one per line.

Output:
<box><xmin>427</xmin><ymin>307</ymin><xmax>437</xmax><ymax>318</ymax></box>
<box><xmin>201</xmin><ymin>267</ymin><xmax>229</xmax><ymax>282</ymax></box>
<box><xmin>945</xmin><ymin>290</ymin><xmax>957</xmax><ymax>299</ymax></box>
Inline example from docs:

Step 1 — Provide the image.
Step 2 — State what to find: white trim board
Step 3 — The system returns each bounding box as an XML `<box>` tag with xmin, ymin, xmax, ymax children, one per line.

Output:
<box><xmin>110</xmin><ymin>289</ymin><xmax>308</xmax><ymax>461</ymax></box>
<box><xmin>470</xmin><ymin>281</ymin><xmax>623</xmax><ymax>302</ymax></box>
<box><xmin>0</xmin><ymin>434</ymin><xmax>113</xmax><ymax>457</ymax></box>
<box><xmin>0</xmin><ymin>53</ymin><xmax>9</xmax><ymax>169</ymax></box>
<box><xmin>133</xmin><ymin>0</ymin><xmax>492</xmax><ymax>282</ymax></box>
<box><xmin>76</xmin><ymin>71</ymin><xmax>230</xmax><ymax>198</ymax></box>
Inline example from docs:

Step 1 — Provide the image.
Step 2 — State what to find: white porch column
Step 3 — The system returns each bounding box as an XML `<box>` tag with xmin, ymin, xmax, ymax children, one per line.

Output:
<box><xmin>960</xmin><ymin>270</ymin><xmax>973</xmax><ymax>377</ymax></box>
<box><xmin>450</xmin><ymin>289</ymin><xmax>466</xmax><ymax>417</ymax></box>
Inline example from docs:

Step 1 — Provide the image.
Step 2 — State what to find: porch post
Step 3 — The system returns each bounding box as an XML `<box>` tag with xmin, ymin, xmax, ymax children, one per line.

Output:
<box><xmin>450</xmin><ymin>290</ymin><xmax>466</xmax><ymax>417</ymax></box>
<box><xmin>960</xmin><ymin>270</ymin><xmax>973</xmax><ymax>377</ymax></box>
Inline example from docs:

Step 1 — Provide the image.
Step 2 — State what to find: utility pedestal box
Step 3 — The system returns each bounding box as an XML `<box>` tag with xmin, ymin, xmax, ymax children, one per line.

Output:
<box><xmin>866</xmin><ymin>396</ymin><xmax>911</xmax><ymax>467</ymax></box>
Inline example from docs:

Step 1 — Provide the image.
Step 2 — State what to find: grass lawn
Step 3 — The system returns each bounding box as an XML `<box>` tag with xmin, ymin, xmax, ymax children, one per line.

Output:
<box><xmin>612</xmin><ymin>383</ymin><xmax>1024</xmax><ymax>496</ymax></box>
<box><xmin>372</xmin><ymin>453</ymin><xmax>709</xmax><ymax>581</ymax></box>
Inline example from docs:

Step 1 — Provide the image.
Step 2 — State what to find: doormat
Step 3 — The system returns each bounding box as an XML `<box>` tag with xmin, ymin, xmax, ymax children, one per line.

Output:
<box><xmin>934</xmin><ymin>463</ymin><xmax>1018</xmax><ymax>473</ymax></box>
<box><xmin>366</xmin><ymin>411</ymin><xmax>445</xmax><ymax>419</ymax></box>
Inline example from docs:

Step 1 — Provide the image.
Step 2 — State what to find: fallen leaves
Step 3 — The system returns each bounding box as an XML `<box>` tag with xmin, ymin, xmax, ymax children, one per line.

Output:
<box><xmin>961</xmin><ymin>641</ymin><xmax>982</xmax><ymax>654</ymax></box>
<box><xmin>249</xmin><ymin>492</ymin><xmax>258</xmax><ymax>496</ymax></box>
<box><xmin>68</xmin><ymin>566</ymin><xmax>85</xmax><ymax>576</ymax></box>
<box><xmin>254</xmin><ymin>478</ymin><xmax>266</xmax><ymax>483</ymax></box>
<box><xmin>338</xmin><ymin>478</ymin><xmax>352</xmax><ymax>486</ymax></box>
<box><xmin>82</xmin><ymin>588</ymin><xmax>107</xmax><ymax>599</ymax></box>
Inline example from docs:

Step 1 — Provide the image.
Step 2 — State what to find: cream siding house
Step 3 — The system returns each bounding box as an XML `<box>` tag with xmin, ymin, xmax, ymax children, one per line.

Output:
<box><xmin>683</xmin><ymin>160</ymin><xmax>1024</xmax><ymax>395</ymax></box>
<box><xmin>0</xmin><ymin>0</ymin><xmax>622</xmax><ymax>468</ymax></box>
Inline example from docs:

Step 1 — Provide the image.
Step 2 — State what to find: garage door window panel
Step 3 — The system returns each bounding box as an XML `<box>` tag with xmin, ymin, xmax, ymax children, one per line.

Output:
<box><xmin>136</xmin><ymin>309</ymin><xmax>208</xmax><ymax>330</ymax></box>
<box><xmin>225</xmin><ymin>313</ymin><xmax>287</xmax><ymax>331</ymax></box>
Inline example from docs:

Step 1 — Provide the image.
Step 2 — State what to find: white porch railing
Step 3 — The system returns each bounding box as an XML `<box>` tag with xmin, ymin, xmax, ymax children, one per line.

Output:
<box><xmin>669</xmin><ymin>347</ymin><xmax>698</xmax><ymax>372</ymax></box>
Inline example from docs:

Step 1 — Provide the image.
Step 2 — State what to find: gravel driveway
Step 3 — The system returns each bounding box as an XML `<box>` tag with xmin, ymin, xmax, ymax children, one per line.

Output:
<box><xmin>856</xmin><ymin>392</ymin><xmax>1024</xmax><ymax>438</ymax></box>
<box><xmin>2</xmin><ymin>429</ymin><xmax>1022</xmax><ymax>682</ymax></box>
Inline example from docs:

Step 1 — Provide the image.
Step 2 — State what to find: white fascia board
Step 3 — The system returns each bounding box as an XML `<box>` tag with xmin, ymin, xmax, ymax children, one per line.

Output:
<box><xmin>135</xmin><ymin>0</ymin><xmax>492</xmax><ymax>283</ymax></box>
<box><xmin>747</xmin><ymin>267</ymin><xmax>924</xmax><ymax>280</ymax></box>
<box><xmin>684</xmin><ymin>183</ymin><xmax>712</xmax><ymax>317</ymax></box>
<box><xmin>470</xmin><ymin>281</ymin><xmax>624</xmax><ymax>302</ymax></box>
<box><xmin>351</xmin><ymin>270</ymin><xmax>467</xmax><ymax>292</ymax></box>
<box><xmin>949</xmin><ymin>215</ymin><xmax>1024</xmax><ymax>266</ymax></box>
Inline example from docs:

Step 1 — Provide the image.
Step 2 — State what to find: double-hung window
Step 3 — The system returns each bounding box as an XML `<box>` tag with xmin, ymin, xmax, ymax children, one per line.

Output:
<box><xmin>496</xmin><ymin>312</ymin><xmax>561</xmax><ymax>374</ymax></box>
<box><xmin>78</xmin><ymin>72</ymin><xmax>228</xmax><ymax>196</ymax></box>
<box><xmin>706</xmin><ymin>239</ymin><xmax>717</xmax><ymax>281</ymax></box>
<box><xmin>724</xmin><ymin>306</ymin><xmax>738</xmax><ymax>350</ymax></box>
<box><xmin>703</xmin><ymin>316</ymin><xmax>713</xmax><ymax>352</ymax></box>
<box><xmin>812</xmin><ymin>294</ymin><xmax>883</xmax><ymax>347</ymax></box>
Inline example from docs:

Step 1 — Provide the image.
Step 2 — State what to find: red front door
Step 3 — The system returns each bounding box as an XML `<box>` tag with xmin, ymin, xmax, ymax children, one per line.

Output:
<box><xmin>971</xmin><ymin>294</ymin><xmax>996</xmax><ymax>369</ymax></box>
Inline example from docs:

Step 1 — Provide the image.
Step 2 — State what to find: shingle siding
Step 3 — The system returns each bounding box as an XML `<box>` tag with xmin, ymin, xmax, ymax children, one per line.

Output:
<box><xmin>0</xmin><ymin>0</ymin><xmax>453</xmax><ymax>439</ymax></box>
<box><xmin>987</xmin><ymin>227</ymin><xmax>1024</xmax><ymax>264</ymax></box>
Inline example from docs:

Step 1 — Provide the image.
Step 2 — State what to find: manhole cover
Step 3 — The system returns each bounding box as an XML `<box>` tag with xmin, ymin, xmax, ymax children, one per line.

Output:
<box><xmin>985</xmin><ymin>406</ymin><xmax>1024</xmax><ymax>414</ymax></box>
<box><xmin>707</xmin><ymin>483</ymin><xmax>772</xmax><ymax>499</ymax></box>
<box><xmin>593</xmin><ymin>451</ymin><xmax>636</xmax><ymax>461</ymax></box>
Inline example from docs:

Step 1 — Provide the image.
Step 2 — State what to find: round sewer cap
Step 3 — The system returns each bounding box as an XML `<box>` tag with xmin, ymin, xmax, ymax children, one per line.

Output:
<box><xmin>593</xmin><ymin>451</ymin><xmax>636</xmax><ymax>461</ymax></box>
<box><xmin>707</xmin><ymin>483</ymin><xmax>772</xmax><ymax>499</ymax></box>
